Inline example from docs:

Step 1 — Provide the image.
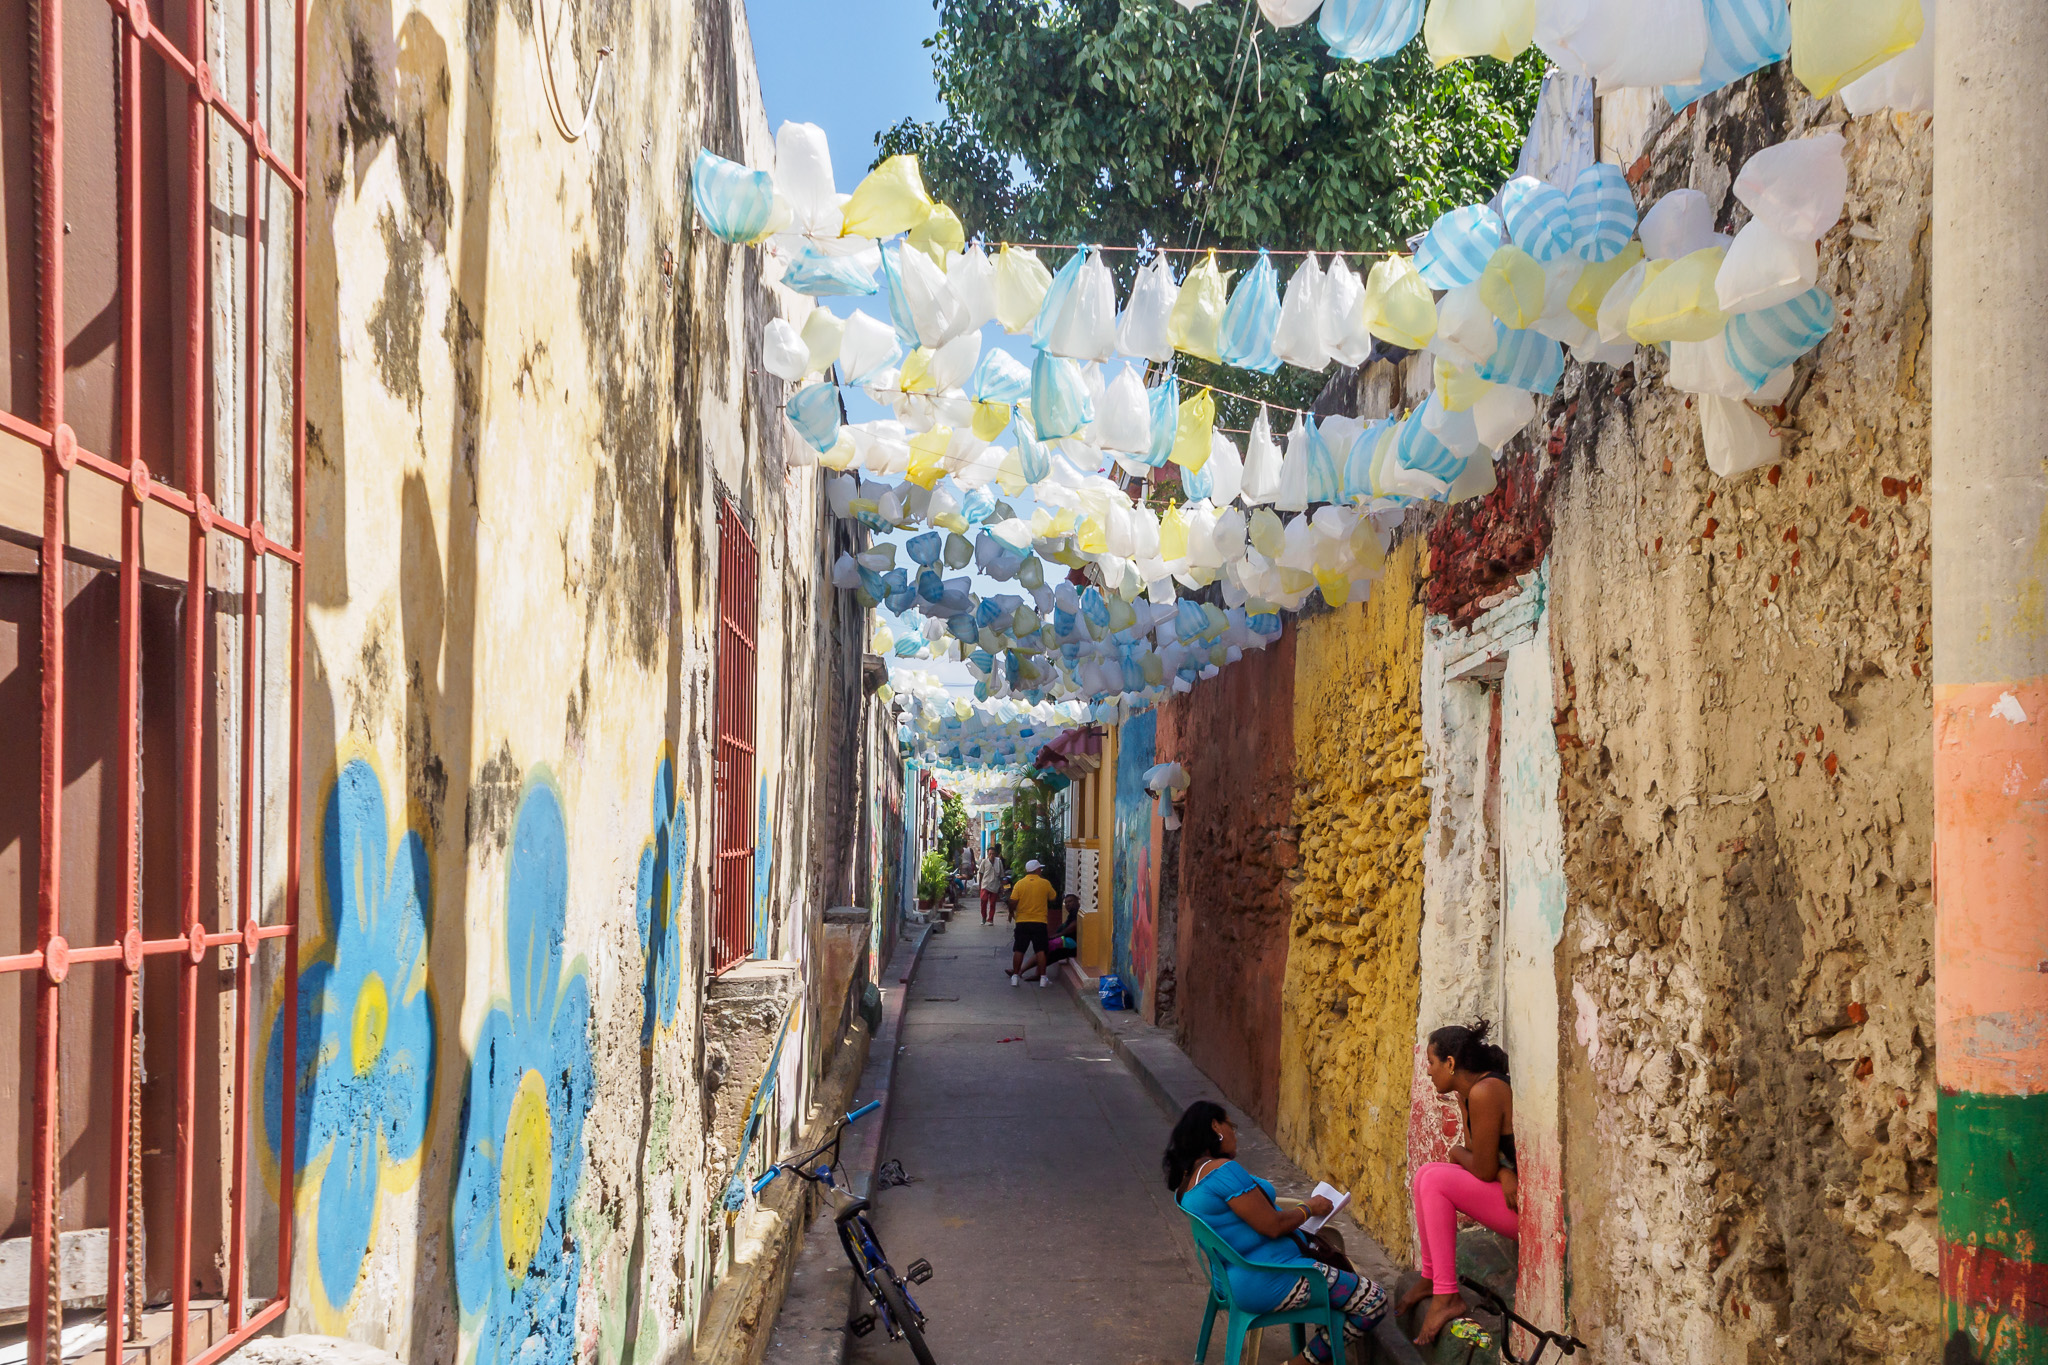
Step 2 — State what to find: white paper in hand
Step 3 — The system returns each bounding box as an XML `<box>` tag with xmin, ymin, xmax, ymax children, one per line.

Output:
<box><xmin>1302</xmin><ymin>1181</ymin><xmax>1351</xmax><ymax>1233</ymax></box>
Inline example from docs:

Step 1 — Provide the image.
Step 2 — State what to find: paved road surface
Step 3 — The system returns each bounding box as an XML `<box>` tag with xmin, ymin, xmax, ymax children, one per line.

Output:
<box><xmin>844</xmin><ymin>915</ymin><xmax>1228</xmax><ymax>1365</ymax></box>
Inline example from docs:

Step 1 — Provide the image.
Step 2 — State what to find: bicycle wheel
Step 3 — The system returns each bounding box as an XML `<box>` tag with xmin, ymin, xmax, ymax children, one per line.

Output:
<box><xmin>873</xmin><ymin>1272</ymin><xmax>936</xmax><ymax>1365</ymax></box>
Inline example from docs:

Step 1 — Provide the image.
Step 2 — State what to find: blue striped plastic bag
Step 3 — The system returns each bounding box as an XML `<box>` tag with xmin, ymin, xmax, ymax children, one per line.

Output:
<box><xmin>969</xmin><ymin>348</ymin><xmax>1032</xmax><ymax>404</ymax></box>
<box><xmin>1477</xmin><ymin>322</ymin><xmax>1566</xmax><ymax>393</ymax></box>
<box><xmin>1320</xmin><ymin>0</ymin><xmax>1426</xmax><ymax>60</ymax></box>
<box><xmin>692</xmin><ymin>150</ymin><xmax>789</xmax><ymax>243</ymax></box>
<box><xmin>1665</xmin><ymin>0</ymin><xmax>1792</xmax><ymax>110</ymax></box>
<box><xmin>1305</xmin><ymin>418</ymin><xmax>1344</xmax><ymax>504</ymax></box>
<box><xmin>1219</xmin><ymin>250</ymin><xmax>1284</xmax><ymax>373</ymax></box>
<box><xmin>1145</xmin><ymin>376</ymin><xmax>1180</xmax><ymax>470</ymax></box>
<box><xmin>1567</xmin><ymin>163</ymin><xmax>1639</xmax><ymax>264</ymax></box>
<box><xmin>1724</xmin><ymin>287</ymin><xmax>1834</xmax><ymax>389</ymax></box>
<box><xmin>1030</xmin><ymin>351</ymin><xmax>1092</xmax><ymax>440</ymax></box>
<box><xmin>1501</xmin><ymin>176</ymin><xmax>1575</xmax><ymax>262</ymax></box>
<box><xmin>1416</xmin><ymin>205</ymin><xmax>1505</xmax><ymax>289</ymax></box>
<box><xmin>786</xmin><ymin>383</ymin><xmax>841</xmax><ymax>451</ymax></box>
<box><xmin>782</xmin><ymin>245</ymin><xmax>878</xmax><ymax>296</ymax></box>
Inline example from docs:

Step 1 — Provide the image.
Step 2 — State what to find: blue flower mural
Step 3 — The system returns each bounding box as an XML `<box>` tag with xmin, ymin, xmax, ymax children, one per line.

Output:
<box><xmin>637</xmin><ymin>756</ymin><xmax>685</xmax><ymax>1046</ymax></box>
<box><xmin>263</xmin><ymin>756</ymin><xmax>436</xmax><ymax>1323</ymax></box>
<box><xmin>453</xmin><ymin>781</ymin><xmax>595</xmax><ymax>1365</ymax></box>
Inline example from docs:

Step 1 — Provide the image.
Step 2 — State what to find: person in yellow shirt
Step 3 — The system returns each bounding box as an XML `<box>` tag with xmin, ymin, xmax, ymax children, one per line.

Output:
<box><xmin>1007</xmin><ymin>859</ymin><xmax>1057</xmax><ymax>988</ymax></box>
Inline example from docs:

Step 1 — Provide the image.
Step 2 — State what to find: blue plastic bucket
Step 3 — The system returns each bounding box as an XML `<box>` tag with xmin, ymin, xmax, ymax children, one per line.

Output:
<box><xmin>1098</xmin><ymin>974</ymin><xmax>1125</xmax><ymax>1011</ymax></box>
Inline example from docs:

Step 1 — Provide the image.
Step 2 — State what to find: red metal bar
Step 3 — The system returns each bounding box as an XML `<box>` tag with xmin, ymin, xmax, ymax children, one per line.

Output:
<box><xmin>712</xmin><ymin>500</ymin><xmax>760</xmax><ymax>971</ymax></box>
<box><xmin>29</xmin><ymin>0</ymin><xmax>67</xmax><ymax>1347</ymax></box>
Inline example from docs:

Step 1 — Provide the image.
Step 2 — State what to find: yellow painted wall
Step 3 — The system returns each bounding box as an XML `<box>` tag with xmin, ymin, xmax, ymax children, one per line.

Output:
<box><xmin>1080</xmin><ymin>727</ymin><xmax>1118</xmax><ymax>975</ymax></box>
<box><xmin>1276</xmin><ymin>539</ymin><xmax>1429</xmax><ymax>1257</ymax></box>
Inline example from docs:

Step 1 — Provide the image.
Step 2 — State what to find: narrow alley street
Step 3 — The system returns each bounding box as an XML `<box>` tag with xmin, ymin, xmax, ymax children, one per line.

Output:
<box><xmin>843</xmin><ymin>918</ymin><xmax>1206</xmax><ymax>1365</ymax></box>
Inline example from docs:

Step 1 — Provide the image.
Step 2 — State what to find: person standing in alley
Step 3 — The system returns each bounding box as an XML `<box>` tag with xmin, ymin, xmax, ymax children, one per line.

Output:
<box><xmin>978</xmin><ymin>847</ymin><xmax>1007</xmax><ymax>925</ymax></box>
<box><xmin>1007</xmin><ymin>858</ymin><xmax>1055</xmax><ymax>987</ymax></box>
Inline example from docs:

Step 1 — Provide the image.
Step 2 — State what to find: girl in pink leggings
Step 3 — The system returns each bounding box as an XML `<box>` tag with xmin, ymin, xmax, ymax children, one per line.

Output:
<box><xmin>1398</xmin><ymin>1021</ymin><xmax>1518</xmax><ymax>1346</ymax></box>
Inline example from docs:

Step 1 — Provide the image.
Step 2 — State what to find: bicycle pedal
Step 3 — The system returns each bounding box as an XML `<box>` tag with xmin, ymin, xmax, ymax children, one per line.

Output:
<box><xmin>847</xmin><ymin>1314</ymin><xmax>876</xmax><ymax>1338</ymax></box>
<box><xmin>906</xmin><ymin>1258</ymin><xmax>933</xmax><ymax>1284</ymax></box>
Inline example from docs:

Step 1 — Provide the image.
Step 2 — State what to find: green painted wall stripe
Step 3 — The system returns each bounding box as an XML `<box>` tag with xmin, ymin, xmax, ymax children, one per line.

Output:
<box><xmin>1940</xmin><ymin>1089</ymin><xmax>2048</xmax><ymax>1257</ymax></box>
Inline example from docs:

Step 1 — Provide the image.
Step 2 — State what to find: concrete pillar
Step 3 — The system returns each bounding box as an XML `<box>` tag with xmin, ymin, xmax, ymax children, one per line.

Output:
<box><xmin>1932</xmin><ymin>6</ymin><xmax>2048</xmax><ymax>1362</ymax></box>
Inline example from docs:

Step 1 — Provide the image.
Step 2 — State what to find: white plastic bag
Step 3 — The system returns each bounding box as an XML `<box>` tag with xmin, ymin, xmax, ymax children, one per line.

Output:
<box><xmin>1666</xmin><ymin>336</ymin><xmax>1752</xmax><ymax>398</ymax></box>
<box><xmin>994</xmin><ymin>247</ymin><xmax>1053</xmax><ymax>333</ymax></box>
<box><xmin>1699</xmin><ymin>394</ymin><xmax>1778</xmax><ymax>477</ymax></box>
<box><xmin>1596</xmin><ymin>259</ymin><xmax>1652</xmax><ymax>344</ymax></box>
<box><xmin>1592</xmin><ymin>0</ymin><xmax>1707</xmax><ymax>90</ymax></box>
<box><xmin>1274</xmin><ymin>417</ymin><xmax>1311</xmax><ymax>512</ymax></box>
<box><xmin>1471</xmin><ymin>383</ymin><xmax>1536</xmax><ymax>448</ymax></box>
<box><xmin>926</xmin><ymin>330</ymin><xmax>983</xmax><ymax>392</ymax></box>
<box><xmin>1258</xmin><ymin>0</ymin><xmax>1325</xmax><ymax>24</ymax></box>
<box><xmin>1424</xmin><ymin>0</ymin><xmax>1537</xmax><ymax>66</ymax></box>
<box><xmin>1043</xmin><ymin>249</ymin><xmax>1120</xmax><ymax>361</ymax></box>
<box><xmin>1841</xmin><ymin>0</ymin><xmax>1934</xmax><ymax>114</ymax></box>
<box><xmin>948</xmin><ymin>245</ymin><xmax>999</xmax><ymax>333</ymax></box>
<box><xmin>1118</xmin><ymin>256</ymin><xmax>1179</xmax><ymax>363</ymax></box>
<box><xmin>1638</xmin><ymin>189</ymin><xmax>1720</xmax><ymax>259</ymax></box>
<box><xmin>839</xmin><ymin>309</ymin><xmax>901</xmax><ymax>384</ymax></box>
<box><xmin>763</xmin><ymin>318</ymin><xmax>810</xmax><ymax>381</ymax></box>
<box><xmin>773</xmin><ymin>121</ymin><xmax>839</xmax><ymax>236</ymax></box>
<box><xmin>1434</xmin><ymin>283</ymin><xmax>1500</xmax><ymax>367</ymax></box>
<box><xmin>1734</xmin><ymin>132</ymin><xmax>1848</xmax><ymax>241</ymax></box>
<box><xmin>1274</xmin><ymin>254</ymin><xmax>1333</xmax><ymax>372</ymax></box>
<box><xmin>1094</xmin><ymin>366</ymin><xmax>1153</xmax><ymax>454</ymax></box>
<box><xmin>1241</xmin><ymin>406</ymin><xmax>1284</xmax><ymax>505</ymax></box>
<box><xmin>1715</xmin><ymin>218</ymin><xmax>1819</xmax><ymax>314</ymax></box>
<box><xmin>1204</xmin><ymin>431</ymin><xmax>1245</xmax><ymax>506</ymax></box>
<box><xmin>1320</xmin><ymin>256</ymin><xmax>1375</xmax><ymax>366</ymax></box>
<box><xmin>896</xmin><ymin>244</ymin><xmax>967</xmax><ymax>348</ymax></box>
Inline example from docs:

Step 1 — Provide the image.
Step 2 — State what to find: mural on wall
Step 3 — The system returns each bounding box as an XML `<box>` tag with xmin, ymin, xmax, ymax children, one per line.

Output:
<box><xmin>637</xmin><ymin>756</ymin><xmax>686</xmax><ymax>1047</ymax></box>
<box><xmin>262</xmin><ymin>754</ymin><xmax>437</xmax><ymax>1327</ymax></box>
<box><xmin>754</xmin><ymin>774</ymin><xmax>774</xmax><ymax>958</ymax></box>
<box><xmin>453</xmin><ymin>779</ymin><xmax>595</xmax><ymax>1365</ymax></box>
<box><xmin>1112</xmin><ymin>711</ymin><xmax>1159</xmax><ymax>1000</ymax></box>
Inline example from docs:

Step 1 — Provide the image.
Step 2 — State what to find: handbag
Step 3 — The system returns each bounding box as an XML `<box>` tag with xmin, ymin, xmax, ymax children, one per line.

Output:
<box><xmin>1292</xmin><ymin>1225</ymin><xmax>1355</xmax><ymax>1276</ymax></box>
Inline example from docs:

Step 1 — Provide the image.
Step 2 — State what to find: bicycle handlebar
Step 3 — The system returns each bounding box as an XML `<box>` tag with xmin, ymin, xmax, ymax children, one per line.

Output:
<box><xmin>847</xmin><ymin>1100</ymin><xmax>881</xmax><ymax>1122</ymax></box>
<box><xmin>750</xmin><ymin>1100</ymin><xmax>883</xmax><ymax>1197</ymax></box>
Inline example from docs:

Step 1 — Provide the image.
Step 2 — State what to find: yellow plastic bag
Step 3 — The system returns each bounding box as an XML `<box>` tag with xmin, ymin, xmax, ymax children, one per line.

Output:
<box><xmin>1364</xmin><ymin>255</ymin><xmax>1439</xmax><ymax>349</ymax></box>
<box><xmin>1627</xmin><ymin>247</ymin><xmax>1727</xmax><ymax>343</ymax></box>
<box><xmin>996</xmin><ymin>446</ymin><xmax>1030</xmax><ymax>498</ymax></box>
<box><xmin>1159</xmin><ymin>504</ymin><xmax>1190</xmax><ymax>560</ymax></box>
<box><xmin>1479</xmin><ymin>244</ymin><xmax>1546</xmax><ymax>330</ymax></box>
<box><xmin>817</xmin><ymin>429</ymin><xmax>860</xmax><ymax>471</ymax></box>
<box><xmin>1434</xmin><ymin>357</ymin><xmax>1495</xmax><ymax>412</ymax></box>
<box><xmin>1314</xmin><ymin>566</ymin><xmax>1352</xmax><ymax>607</ymax></box>
<box><xmin>993</xmin><ymin>247</ymin><xmax>1053</xmax><ymax>334</ymax></box>
<box><xmin>971</xmin><ymin>400</ymin><xmax>1012</xmax><ymax>441</ymax></box>
<box><xmin>1350</xmin><ymin>519</ymin><xmax>1386</xmax><ymax>574</ymax></box>
<box><xmin>1172</xmin><ymin>390</ymin><xmax>1217</xmax><ymax>471</ymax></box>
<box><xmin>1247</xmin><ymin>507</ymin><xmax>1286</xmax><ymax>558</ymax></box>
<box><xmin>1424</xmin><ymin>0</ymin><xmax>1536</xmax><ymax>66</ymax></box>
<box><xmin>1567</xmin><ymin>240</ymin><xmax>1644</xmax><ymax>328</ymax></box>
<box><xmin>906</xmin><ymin>428</ymin><xmax>952</xmax><ymax>488</ymax></box>
<box><xmin>1790</xmin><ymin>0</ymin><xmax>1923</xmax><ymax>99</ymax></box>
<box><xmin>907</xmin><ymin>203</ymin><xmax>966</xmax><ymax>264</ymax></box>
<box><xmin>1367</xmin><ymin>423</ymin><xmax>1399</xmax><ymax>497</ymax></box>
<box><xmin>1169</xmin><ymin>253</ymin><xmax>1232</xmax><ymax>363</ymax></box>
<box><xmin>840</xmin><ymin>155</ymin><xmax>933</xmax><ymax>239</ymax></box>
<box><xmin>898</xmin><ymin>348</ymin><xmax>935</xmax><ymax>393</ymax></box>
<box><xmin>1075</xmin><ymin>514</ymin><xmax>1108</xmax><ymax>555</ymax></box>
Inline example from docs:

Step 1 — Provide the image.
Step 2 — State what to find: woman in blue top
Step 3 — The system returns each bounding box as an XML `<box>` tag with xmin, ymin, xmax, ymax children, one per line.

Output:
<box><xmin>1167</xmin><ymin>1101</ymin><xmax>1387</xmax><ymax>1364</ymax></box>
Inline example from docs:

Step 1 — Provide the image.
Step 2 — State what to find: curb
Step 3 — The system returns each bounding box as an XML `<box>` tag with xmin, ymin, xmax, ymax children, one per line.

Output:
<box><xmin>840</xmin><ymin>922</ymin><xmax>934</xmax><ymax>1198</ymax></box>
<box><xmin>1053</xmin><ymin>963</ymin><xmax>1430</xmax><ymax>1365</ymax></box>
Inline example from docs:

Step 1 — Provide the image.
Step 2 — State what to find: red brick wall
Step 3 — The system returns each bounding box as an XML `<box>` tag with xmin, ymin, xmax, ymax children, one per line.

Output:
<box><xmin>1154</xmin><ymin>625</ymin><xmax>1298</xmax><ymax>1132</ymax></box>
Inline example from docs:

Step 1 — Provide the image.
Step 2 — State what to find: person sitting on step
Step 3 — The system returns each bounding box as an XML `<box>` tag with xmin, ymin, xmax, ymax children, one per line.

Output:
<box><xmin>1019</xmin><ymin>893</ymin><xmax>1082</xmax><ymax>983</ymax></box>
<box><xmin>1006</xmin><ymin>859</ymin><xmax>1056</xmax><ymax>987</ymax></box>
<box><xmin>1168</xmin><ymin>1100</ymin><xmax>1387</xmax><ymax>1364</ymax></box>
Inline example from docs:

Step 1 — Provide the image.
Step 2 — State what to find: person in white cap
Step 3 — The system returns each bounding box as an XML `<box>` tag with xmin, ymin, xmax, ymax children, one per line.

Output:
<box><xmin>1007</xmin><ymin>858</ymin><xmax>1057</xmax><ymax>987</ymax></box>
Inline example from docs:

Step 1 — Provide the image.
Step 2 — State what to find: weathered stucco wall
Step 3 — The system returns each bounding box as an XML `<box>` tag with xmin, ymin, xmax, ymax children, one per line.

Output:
<box><xmin>1276</xmin><ymin>539</ymin><xmax>1428</xmax><ymax>1257</ymax></box>
<box><xmin>1155</xmin><ymin>628</ymin><xmax>1298</xmax><ymax>1131</ymax></box>
<box><xmin>275</xmin><ymin>0</ymin><xmax>868</xmax><ymax>1360</ymax></box>
<box><xmin>1541</xmin><ymin>76</ymin><xmax>1938</xmax><ymax>1364</ymax></box>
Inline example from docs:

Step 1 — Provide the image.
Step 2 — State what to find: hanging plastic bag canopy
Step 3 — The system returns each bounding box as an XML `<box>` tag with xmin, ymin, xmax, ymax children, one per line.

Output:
<box><xmin>1038</xmin><ymin>248</ymin><xmax>1120</xmax><ymax>361</ymax></box>
<box><xmin>1476</xmin><ymin>323</ymin><xmax>1565</xmax><ymax>394</ymax></box>
<box><xmin>1567</xmin><ymin>163</ymin><xmax>1637</xmax><ymax>263</ymax></box>
<box><xmin>1423</xmin><ymin>0</ymin><xmax>1536</xmax><ymax>66</ymax></box>
<box><xmin>1479</xmin><ymin>244</ymin><xmax>1547</xmax><ymax>330</ymax></box>
<box><xmin>969</xmin><ymin>347</ymin><xmax>1032</xmax><ymax>404</ymax></box>
<box><xmin>1663</xmin><ymin>0</ymin><xmax>1791</xmax><ymax>110</ymax></box>
<box><xmin>1734</xmin><ymin>132</ymin><xmax>1848</xmax><ymax>242</ymax></box>
<box><xmin>773</xmin><ymin>121</ymin><xmax>839</xmax><ymax>236</ymax></box>
<box><xmin>1118</xmin><ymin>255</ymin><xmax>1179</xmax><ymax>362</ymax></box>
<box><xmin>1320</xmin><ymin>0</ymin><xmax>1426</xmax><ymax>61</ymax></box>
<box><xmin>907</xmin><ymin>203</ymin><xmax>966</xmax><ymax>263</ymax></box>
<box><xmin>782</xmin><ymin>243</ymin><xmax>879</xmax><ymax>297</ymax></box>
<box><xmin>1273</xmin><ymin>254</ymin><xmax>1331</xmax><ymax>372</ymax></box>
<box><xmin>1145</xmin><ymin>375</ymin><xmax>1181</xmax><ymax>470</ymax></box>
<box><xmin>1363</xmin><ymin>254</ymin><xmax>1438</xmax><ymax>349</ymax></box>
<box><xmin>840</xmin><ymin>154</ymin><xmax>934</xmax><ymax>239</ymax></box>
<box><xmin>1416</xmin><ymin>204</ymin><xmax>1506</xmax><ymax>289</ymax></box>
<box><xmin>692</xmin><ymin>149</ymin><xmax>790</xmax><ymax>244</ymax></box>
<box><xmin>994</xmin><ymin>247</ymin><xmax>1054</xmax><ymax>333</ymax></box>
<box><xmin>1319</xmin><ymin>256</ymin><xmax>1375</xmax><ymax>365</ymax></box>
<box><xmin>1724</xmin><ymin>286</ymin><xmax>1835</xmax><ymax>389</ymax></box>
<box><xmin>1172</xmin><ymin>389</ymin><xmax>1217</xmax><ymax>472</ymax></box>
<box><xmin>1170</xmin><ymin>252</ymin><xmax>1232</xmax><ymax>363</ymax></box>
<box><xmin>786</xmin><ymin>382</ymin><xmax>841</xmax><ymax>451</ymax></box>
<box><xmin>1790</xmin><ymin>0</ymin><xmax>1924</xmax><ymax>98</ymax></box>
<box><xmin>1501</xmin><ymin>176</ymin><xmax>1574</xmax><ymax>262</ymax></box>
<box><xmin>1627</xmin><ymin>246</ymin><xmax>1727</xmax><ymax>343</ymax></box>
<box><xmin>1031</xmin><ymin>350</ymin><xmax>1092</xmax><ymax>440</ymax></box>
<box><xmin>1840</xmin><ymin>0</ymin><xmax>1934</xmax><ymax>114</ymax></box>
<box><xmin>1219</xmin><ymin>250</ymin><xmax>1284</xmax><ymax>373</ymax></box>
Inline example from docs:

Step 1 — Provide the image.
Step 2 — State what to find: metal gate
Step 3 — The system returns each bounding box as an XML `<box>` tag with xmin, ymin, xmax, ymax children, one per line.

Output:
<box><xmin>0</xmin><ymin>0</ymin><xmax>306</xmax><ymax>1356</ymax></box>
<box><xmin>712</xmin><ymin>496</ymin><xmax>758</xmax><ymax>973</ymax></box>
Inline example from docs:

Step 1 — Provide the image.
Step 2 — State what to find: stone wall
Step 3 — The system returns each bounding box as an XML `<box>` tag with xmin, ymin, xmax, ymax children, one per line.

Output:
<box><xmin>1275</xmin><ymin>539</ymin><xmax>1429</xmax><ymax>1258</ymax></box>
<box><xmin>1154</xmin><ymin>628</ymin><xmax>1298</xmax><ymax>1131</ymax></box>
<box><xmin>1541</xmin><ymin>75</ymin><xmax>1938</xmax><ymax>1364</ymax></box>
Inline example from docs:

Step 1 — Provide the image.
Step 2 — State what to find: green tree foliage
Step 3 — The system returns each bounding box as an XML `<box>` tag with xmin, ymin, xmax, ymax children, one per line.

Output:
<box><xmin>996</xmin><ymin>784</ymin><xmax>1064</xmax><ymax>891</ymax></box>
<box><xmin>878</xmin><ymin>0</ymin><xmax>1543</xmax><ymax>422</ymax></box>
<box><xmin>939</xmin><ymin>791</ymin><xmax>971</xmax><ymax>866</ymax></box>
<box><xmin>919</xmin><ymin>849</ymin><xmax>952</xmax><ymax>904</ymax></box>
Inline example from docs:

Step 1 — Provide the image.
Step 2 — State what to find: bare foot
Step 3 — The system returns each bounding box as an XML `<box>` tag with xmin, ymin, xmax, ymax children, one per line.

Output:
<box><xmin>1414</xmin><ymin>1292</ymin><xmax>1469</xmax><ymax>1346</ymax></box>
<box><xmin>1394</xmin><ymin>1278</ymin><xmax>1431</xmax><ymax>1318</ymax></box>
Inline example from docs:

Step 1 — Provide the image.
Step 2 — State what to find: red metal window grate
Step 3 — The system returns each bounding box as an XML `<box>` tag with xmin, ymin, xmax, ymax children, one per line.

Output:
<box><xmin>712</xmin><ymin>496</ymin><xmax>759</xmax><ymax>974</ymax></box>
<box><xmin>1</xmin><ymin>0</ymin><xmax>307</xmax><ymax>1356</ymax></box>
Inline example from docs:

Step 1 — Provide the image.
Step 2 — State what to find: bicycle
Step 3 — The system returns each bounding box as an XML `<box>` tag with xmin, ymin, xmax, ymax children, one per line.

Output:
<box><xmin>1456</xmin><ymin>1276</ymin><xmax>1587</xmax><ymax>1365</ymax></box>
<box><xmin>753</xmin><ymin>1100</ymin><xmax>938</xmax><ymax>1364</ymax></box>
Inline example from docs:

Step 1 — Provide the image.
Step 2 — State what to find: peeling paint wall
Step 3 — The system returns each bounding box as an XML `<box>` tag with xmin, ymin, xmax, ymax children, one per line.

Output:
<box><xmin>1276</xmin><ymin>539</ymin><xmax>1428</xmax><ymax>1258</ymax></box>
<box><xmin>272</xmin><ymin>0</ymin><xmax>873</xmax><ymax>1359</ymax></box>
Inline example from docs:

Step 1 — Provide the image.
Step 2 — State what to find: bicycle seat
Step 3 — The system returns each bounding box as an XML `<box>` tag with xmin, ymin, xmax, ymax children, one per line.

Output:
<box><xmin>834</xmin><ymin>1197</ymin><xmax>871</xmax><ymax>1223</ymax></box>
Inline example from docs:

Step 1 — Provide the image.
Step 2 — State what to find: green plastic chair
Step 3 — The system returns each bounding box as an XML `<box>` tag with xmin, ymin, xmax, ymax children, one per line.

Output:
<box><xmin>1181</xmin><ymin>1209</ymin><xmax>1350</xmax><ymax>1365</ymax></box>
